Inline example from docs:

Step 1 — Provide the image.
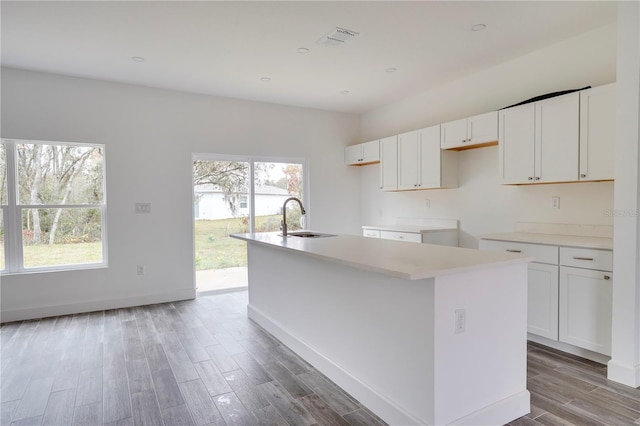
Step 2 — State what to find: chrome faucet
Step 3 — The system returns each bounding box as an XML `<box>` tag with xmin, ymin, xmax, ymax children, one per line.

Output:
<box><xmin>281</xmin><ymin>197</ymin><xmax>306</xmax><ymax>237</ymax></box>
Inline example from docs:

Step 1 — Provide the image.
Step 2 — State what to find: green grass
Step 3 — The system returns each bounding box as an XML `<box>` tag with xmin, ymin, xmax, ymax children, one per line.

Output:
<box><xmin>0</xmin><ymin>215</ymin><xmax>297</xmax><ymax>271</ymax></box>
<box><xmin>194</xmin><ymin>214</ymin><xmax>288</xmax><ymax>271</ymax></box>
<box><xmin>23</xmin><ymin>241</ymin><xmax>103</xmax><ymax>268</ymax></box>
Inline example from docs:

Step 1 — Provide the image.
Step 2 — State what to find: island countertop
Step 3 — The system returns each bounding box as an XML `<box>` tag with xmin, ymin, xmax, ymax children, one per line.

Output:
<box><xmin>231</xmin><ymin>231</ymin><xmax>533</xmax><ymax>280</ymax></box>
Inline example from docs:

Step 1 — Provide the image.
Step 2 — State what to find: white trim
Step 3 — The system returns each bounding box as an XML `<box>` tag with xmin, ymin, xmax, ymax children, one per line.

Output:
<box><xmin>527</xmin><ymin>333</ymin><xmax>611</xmax><ymax>365</ymax></box>
<box><xmin>607</xmin><ymin>359</ymin><xmax>640</xmax><ymax>388</ymax></box>
<box><xmin>0</xmin><ymin>139</ymin><xmax>108</xmax><ymax>274</ymax></box>
<box><xmin>0</xmin><ymin>288</ymin><xmax>196</xmax><ymax>323</ymax></box>
<box><xmin>448</xmin><ymin>391</ymin><xmax>531</xmax><ymax>426</ymax></box>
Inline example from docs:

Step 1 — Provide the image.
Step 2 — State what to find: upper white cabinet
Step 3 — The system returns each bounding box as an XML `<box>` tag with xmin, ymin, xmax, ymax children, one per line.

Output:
<box><xmin>379</xmin><ymin>135</ymin><xmax>398</xmax><ymax>191</ymax></box>
<box><xmin>398</xmin><ymin>125</ymin><xmax>457</xmax><ymax>190</ymax></box>
<box><xmin>441</xmin><ymin>111</ymin><xmax>498</xmax><ymax>150</ymax></box>
<box><xmin>579</xmin><ymin>83</ymin><xmax>616</xmax><ymax>181</ymax></box>
<box><xmin>345</xmin><ymin>140</ymin><xmax>380</xmax><ymax>166</ymax></box>
<box><xmin>499</xmin><ymin>91</ymin><xmax>580</xmax><ymax>184</ymax></box>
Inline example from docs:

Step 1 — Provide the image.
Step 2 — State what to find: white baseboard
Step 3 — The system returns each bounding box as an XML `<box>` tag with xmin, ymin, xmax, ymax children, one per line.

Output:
<box><xmin>248</xmin><ymin>304</ymin><xmax>425</xmax><ymax>425</ymax></box>
<box><xmin>1</xmin><ymin>288</ymin><xmax>196</xmax><ymax>323</ymax></box>
<box><xmin>527</xmin><ymin>333</ymin><xmax>611</xmax><ymax>365</ymax></box>
<box><xmin>449</xmin><ymin>391</ymin><xmax>531</xmax><ymax>426</ymax></box>
<box><xmin>607</xmin><ymin>359</ymin><xmax>640</xmax><ymax>388</ymax></box>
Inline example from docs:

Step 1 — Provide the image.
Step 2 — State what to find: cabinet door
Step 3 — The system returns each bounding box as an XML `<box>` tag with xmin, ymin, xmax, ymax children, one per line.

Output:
<box><xmin>535</xmin><ymin>92</ymin><xmax>580</xmax><ymax>183</ymax></box>
<box><xmin>397</xmin><ymin>130</ymin><xmax>420</xmax><ymax>190</ymax></box>
<box><xmin>528</xmin><ymin>263</ymin><xmax>559</xmax><ymax>340</ymax></box>
<box><xmin>418</xmin><ymin>125</ymin><xmax>442</xmax><ymax>189</ymax></box>
<box><xmin>380</xmin><ymin>135</ymin><xmax>398</xmax><ymax>191</ymax></box>
<box><xmin>344</xmin><ymin>144</ymin><xmax>363</xmax><ymax>165</ymax></box>
<box><xmin>468</xmin><ymin>111</ymin><xmax>498</xmax><ymax>145</ymax></box>
<box><xmin>579</xmin><ymin>84</ymin><xmax>615</xmax><ymax>181</ymax></box>
<box><xmin>440</xmin><ymin>118</ymin><xmax>468</xmax><ymax>149</ymax></box>
<box><xmin>559</xmin><ymin>266</ymin><xmax>612</xmax><ymax>355</ymax></box>
<box><xmin>361</xmin><ymin>140</ymin><xmax>380</xmax><ymax>163</ymax></box>
<box><xmin>499</xmin><ymin>103</ymin><xmax>535</xmax><ymax>184</ymax></box>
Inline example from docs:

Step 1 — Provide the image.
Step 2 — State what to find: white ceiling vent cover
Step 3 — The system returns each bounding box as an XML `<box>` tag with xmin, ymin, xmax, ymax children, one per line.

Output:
<box><xmin>317</xmin><ymin>27</ymin><xmax>359</xmax><ymax>47</ymax></box>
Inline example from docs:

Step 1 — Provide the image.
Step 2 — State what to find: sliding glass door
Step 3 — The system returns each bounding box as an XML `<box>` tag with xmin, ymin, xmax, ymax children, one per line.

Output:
<box><xmin>192</xmin><ymin>155</ymin><xmax>306</xmax><ymax>294</ymax></box>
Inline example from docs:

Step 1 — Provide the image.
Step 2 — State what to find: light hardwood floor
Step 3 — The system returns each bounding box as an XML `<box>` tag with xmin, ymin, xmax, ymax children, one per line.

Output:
<box><xmin>2</xmin><ymin>290</ymin><xmax>640</xmax><ymax>426</ymax></box>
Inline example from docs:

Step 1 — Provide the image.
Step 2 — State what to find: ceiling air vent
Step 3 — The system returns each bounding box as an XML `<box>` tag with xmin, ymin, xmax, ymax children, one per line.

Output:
<box><xmin>317</xmin><ymin>27</ymin><xmax>359</xmax><ymax>47</ymax></box>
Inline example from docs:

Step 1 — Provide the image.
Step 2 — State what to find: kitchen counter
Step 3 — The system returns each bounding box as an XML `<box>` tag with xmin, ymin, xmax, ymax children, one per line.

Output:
<box><xmin>232</xmin><ymin>231</ymin><xmax>531</xmax><ymax>280</ymax></box>
<box><xmin>232</xmin><ymin>231</ymin><xmax>532</xmax><ymax>425</ymax></box>
<box><xmin>480</xmin><ymin>232</ymin><xmax>613</xmax><ymax>250</ymax></box>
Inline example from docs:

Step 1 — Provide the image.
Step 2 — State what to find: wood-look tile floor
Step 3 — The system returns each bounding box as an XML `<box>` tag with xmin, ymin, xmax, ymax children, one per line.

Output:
<box><xmin>509</xmin><ymin>342</ymin><xmax>640</xmax><ymax>426</ymax></box>
<box><xmin>1</xmin><ymin>291</ymin><xmax>386</xmax><ymax>426</ymax></box>
<box><xmin>2</xmin><ymin>290</ymin><xmax>640</xmax><ymax>426</ymax></box>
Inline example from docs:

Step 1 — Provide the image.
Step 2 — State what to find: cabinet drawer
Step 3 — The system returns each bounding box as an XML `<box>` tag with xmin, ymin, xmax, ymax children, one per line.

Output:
<box><xmin>380</xmin><ymin>230</ymin><xmax>422</xmax><ymax>243</ymax></box>
<box><xmin>362</xmin><ymin>229</ymin><xmax>380</xmax><ymax>238</ymax></box>
<box><xmin>560</xmin><ymin>247</ymin><xmax>613</xmax><ymax>271</ymax></box>
<box><xmin>479</xmin><ymin>240</ymin><xmax>558</xmax><ymax>264</ymax></box>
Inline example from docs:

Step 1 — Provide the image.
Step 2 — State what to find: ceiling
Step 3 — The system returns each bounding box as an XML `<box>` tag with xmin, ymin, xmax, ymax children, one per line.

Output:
<box><xmin>1</xmin><ymin>1</ymin><xmax>618</xmax><ymax>114</ymax></box>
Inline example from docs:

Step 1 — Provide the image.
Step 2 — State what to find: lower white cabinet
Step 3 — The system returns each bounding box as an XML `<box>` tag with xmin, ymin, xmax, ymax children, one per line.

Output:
<box><xmin>362</xmin><ymin>229</ymin><xmax>380</xmax><ymax>238</ymax></box>
<box><xmin>379</xmin><ymin>230</ymin><xmax>422</xmax><ymax>243</ymax></box>
<box><xmin>479</xmin><ymin>238</ymin><xmax>613</xmax><ymax>356</ymax></box>
<box><xmin>559</xmin><ymin>266</ymin><xmax>613</xmax><ymax>356</ymax></box>
<box><xmin>479</xmin><ymin>240</ymin><xmax>559</xmax><ymax>339</ymax></box>
<box><xmin>528</xmin><ymin>262</ymin><xmax>559</xmax><ymax>340</ymax></box>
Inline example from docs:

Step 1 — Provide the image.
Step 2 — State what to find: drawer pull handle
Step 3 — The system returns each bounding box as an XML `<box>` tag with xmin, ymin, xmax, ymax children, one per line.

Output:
<box><xmin>506</xmin><ymin>249</ymin><xmax>522</xmax><ymax>253</ymax></box>
<box><xmin>604</xmin><ymin>275</ymin><xmax>611</xmax><ymax>280</ymax></box>
<box><xmin>573</xmin><ymin>256</ymin><xmax>594</xmax><ymax>261</ymax></box>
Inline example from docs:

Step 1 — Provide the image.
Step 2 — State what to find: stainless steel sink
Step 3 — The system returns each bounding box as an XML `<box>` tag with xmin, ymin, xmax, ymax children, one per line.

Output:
<box><xmin>283</xmin><ymin>231</ymin><xmax>337</xmax><ymax>238</ymax></box>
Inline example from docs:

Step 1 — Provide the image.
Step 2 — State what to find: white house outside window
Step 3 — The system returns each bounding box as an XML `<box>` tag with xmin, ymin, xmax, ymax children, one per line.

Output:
<box><xmin>0</xmin><ymin>139</ymin><xmax>107</xmax><ymax>273</ymax></box>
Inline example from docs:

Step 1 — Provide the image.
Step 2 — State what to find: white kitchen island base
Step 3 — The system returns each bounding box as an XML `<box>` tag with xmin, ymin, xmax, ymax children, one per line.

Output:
<box><xmin>238</xmin><ymin>236</ymin><xmax>531</xmax><ymax>426</ymax></box>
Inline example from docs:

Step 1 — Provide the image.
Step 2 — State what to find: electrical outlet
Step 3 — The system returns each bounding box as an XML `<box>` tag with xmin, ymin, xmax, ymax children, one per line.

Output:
<box><xmin>425</xmin><ymin>199</ymin><xmax>430</xmax><ymax>208</ymax></box>
<box><xmin>455</xmin><ymin>309</ymin><xmax>466</xmax><ymax>334</ymax></box>
<box><xmin>551</xmin><ymin>196</ymin><xmax>560</xmax><ymax>209</ymax></box>
<box><xmin>137</xmin><ymin>265</ymin><xmax>145</xmax><ymax>275</ymax></box>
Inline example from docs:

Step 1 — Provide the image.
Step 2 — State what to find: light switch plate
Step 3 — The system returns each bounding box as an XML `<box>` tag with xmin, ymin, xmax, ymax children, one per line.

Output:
<box><xmin>135</xmin><ymin>203</ymin><xmax>151</xmax><ymax>214</ymax></box>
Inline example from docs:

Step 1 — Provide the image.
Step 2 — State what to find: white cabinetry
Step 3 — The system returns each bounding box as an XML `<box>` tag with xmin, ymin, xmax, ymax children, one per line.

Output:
<box><xmin>579</xmin><ymin>83</ymin><xmax>616</xmax><ymax>181</ymax></box>
<box><xmin>441</xmin><ymin>111</ymin><xmax>498</xmax><ymax>150</ymax></box>
<box><xmin>559</xmin><ymin>247</ymin><xmax>613</xmax><ymax>355</ymax></box>
<box><xmin>397</xmin><ymin>125</ymin><xmax>457</xmax><ymax>190</ymax></box>
<box><xmin>479</xmin><ymin>240</ymin><xmax>559</xmax><ymax>340</ymax></box>
<box><xmin>379</xmin><ymin>230</ymin><xmax>422</xmax><ymax>244</ymax></box>
<box><xmin>499</xmin><ymin>92</ymin><xmax>580</xmax><ymax>184</ymax></box>
<box><xmin>379</xmin><ymin>135</ymin><xmax>398</xmax><ymax>191</ymax></box>
<box><xmin>362</xmin><ymin>229</ymin><xmax>380</xmax><ymax>238</ymax></box>
<box><xmin>480</xmin><ymin>238</ymin><xmax>613</xmax><ymax>357</ymax></box>
<box><xmin>345</xmin><ymin>140</ymin><xmax>380</xmax><ymax>165</ymax></box>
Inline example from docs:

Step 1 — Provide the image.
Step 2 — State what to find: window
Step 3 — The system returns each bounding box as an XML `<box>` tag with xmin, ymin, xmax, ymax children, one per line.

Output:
<box><xmin>239</xmin><ymin>195</ymin><xmax>248</xmax><ymax>209</ymax></box>
<box><xmin>0</xmin><ymin>139</ymin><xmax>107</xmax><ymax>273</ymax></box>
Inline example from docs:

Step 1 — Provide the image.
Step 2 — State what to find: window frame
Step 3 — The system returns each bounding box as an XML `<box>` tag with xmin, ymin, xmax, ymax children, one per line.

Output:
<box><xmin>192</xmin><ymin>153</ymin><xmax>309</xmax><ymax>234</ymax></box>
<box><xmin>1</xmin><ymin>138</ymin><xmax>108</xmax><ymax>274</ymax></box>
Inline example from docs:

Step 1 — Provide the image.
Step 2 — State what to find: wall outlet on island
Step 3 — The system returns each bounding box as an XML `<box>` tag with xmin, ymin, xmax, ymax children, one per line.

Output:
<box><xmin>455</xmin><ymin>309</ymin><xmax>466</xmax><ymax>334</ymax></box>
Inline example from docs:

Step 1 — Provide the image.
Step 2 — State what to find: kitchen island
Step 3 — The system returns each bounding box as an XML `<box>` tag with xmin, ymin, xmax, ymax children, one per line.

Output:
<box><xmin>231</xmin><ymin>232</ymin><xmax>533</xmax><ymax>425</ymax></box>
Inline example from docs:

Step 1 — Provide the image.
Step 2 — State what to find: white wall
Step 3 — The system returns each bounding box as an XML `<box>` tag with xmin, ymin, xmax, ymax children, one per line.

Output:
<box><xmin>359</xmin><ymin>23</ymin><xmax>617</xmax><ymax>248</ymax></box>
<box><xmin>0</xmin><ymin>68</ymin><xmax>361</xmax><ymax>321</ymax></box>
